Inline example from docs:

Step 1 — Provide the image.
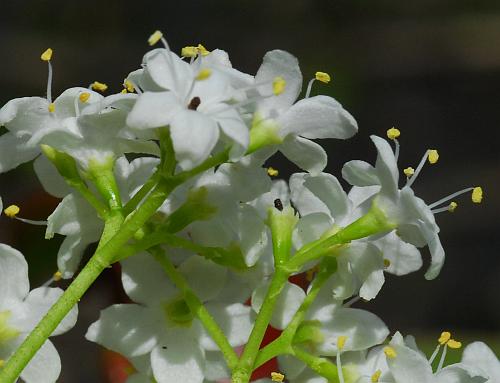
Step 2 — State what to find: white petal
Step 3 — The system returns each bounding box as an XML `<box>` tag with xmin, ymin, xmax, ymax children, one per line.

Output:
<box><xmin>436</xmin><ymin>363</ymin><xmax>489</xmax><ymax>383</ymax></box>
<box><xmin>179</xmin><ymin>256</ymin><xmax>227</xmax><ymax>302</ymax></box>
<box><xmin>14</xmin><ymin>287</ymin><xmax>77</xmax><ymax>336</ymax></box>
<box><xmin>33</xmin><ymin>155</ymin><xmax>72</xmax><ymax>198</ymax></box>
<box><xmin>386</xmin><ymin>340</ymin><xmax>434</xmax><ymax>383</ymax></box>
<box><xmin>462</xmin><ymin>342</ymin><xmax>500</xmax><ymax>382</ymax></box>
<box><xmin>203</xmin><ymin>350</ymin><xmax>231</xmax><ymax>380</ymax></box>
<box><xmin>370</xmin><ymin>135</ymin><xmax>399</xmax><ymax>200</ymax></box>
<box><xmin>281</xmin><ymin>136</ymin><xmax>327</xmax><ymax>175</ymax></box>
<box><xmin>418</xmin><ymin>220</ymin><xmax>445</xmax><ymax>280</ymax></box>
<box><xmin>252</xmin><ymin>281</ymin><xmax>305</xmax><ymax>330</ymax></box>
<box><xmin>56</xmin><ymin>234</ymin><xmax>97</xmax><ymax>279</ymax></box>
<box><xmin>126</xmin><ymin>91</ymin><xmax>181</xmax><ymax>129</ymax></box>
<box><xmin>342</xmin><ymin>160</ymin><xmax>381</xmax><ymax>187</ymax></box>
<box><xmin>373</xmin><ymin>231</ymin><xmax>422</xmax><ymax>276</ymax></box>
<box><xmin>0</xmin><ymin>244</ymin><xmax>29</xmax><ymax>305</ymax></box>
<box><xmin>0</xmin><ymin>133</ymin><xmax>40</xmax><ymax>173</ymax></box>
<box><xmin>293</xmin><ymin>212</ymin><xmax>333</xmax><ymax>249</ymax></box>
<box><xmin>318</xmin><ymin>308</ymin><xmax>389</xmax><ymax>354</ymax></box>
<box><xmin>255</xmin><ymin>50</ymin><xmax>302</xmax><ymax>114</ymax></box>
<box><xmin>170</xmin><ymin>110</ymin><xmax>220</xmax><ymax>170</ymax></box>
<box><xmin>54</xmin><ymin>87</ymin><xmax>103</xmax><ymax>118</ymax></box>
<box><xmin>0</xmin><ymin>97</ymin><xmax>51</xmax><ymax>137</ymax></box>
<box><xmin>278</xmin><ymin>354</ymin><xmax>306</xmax><ymax>380</ymax></box>
<box><xmin>85</xmin><ymin>304</ymin><xmax>159</xmax><ymax>357</ymax></box>
<box><xmin>200</xmin><ymin>303</ymin><xmax>254</xmax><ymax>350</ymax></box>
<box><xmin>121</xmin><ymin>252</ymin><xmax>178</xmax><ymax>306</ymax></box>
<box><xmin>213</xmin><ymin>108</ymin><xmax>249</xmax><ymax>161</ymax></box>
<box><xmin>151</xmin><ymin>335</ymin><xmax>205</xmax><ymax>383</ymax></box>
<box><xmin>280</xmin><ymin>95</ymin><xmax>357</xmax><ymax>139</ymax></box>
<box><xmin>20</xmin><ymin>339</ymin><xmax>61</xmax><ymax>383</ymax></box>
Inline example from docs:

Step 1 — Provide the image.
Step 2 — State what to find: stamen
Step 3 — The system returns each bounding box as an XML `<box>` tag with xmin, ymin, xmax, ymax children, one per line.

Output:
<box><xmin>42</xmin><ymin>271</ymin><xmax>63</xmax><ymax>287</ymax></box>
<box><xmin>447</xmin><ymin>339</ymin><xmax>462</xmax><ymax>349</ymax></box>
<box><xmin>305</xmin><ymin>71</ymin><xmax>331</xmax><ymax>98</ymax></box>
<box><xmin>181</xmin><ymin>46</ymin><xmax>198</xmax><ymax>58</ymax></box>
<box><xmin>148</xmin><ymin>30</ymin><xmax>163</xmax><ymax>46</ymax></box>
<box><xmin>428</xmin><ymin>188</ymin><xmax>474</xmax><ymax>209</ymax></box>
<box><xmin>337</xmin><ymin>336</ymin><xmax>347</xmax><ymax>383</ymax></box>
<box><xmin>438</xmin><ymin>331</ymin><xmax>451</xmax><ymax>345</ymax></box>
<box><xmin>428</xmin><ymin>149</ymin><xmax>439</xmax><ymax>164</ymax></box>
<box><xmin>343</xmin><ymin>295</ymin><xmax>361</xmax><ymax>307</ymax></box>
<box><xmin>271</xmin><ymin>372</ymin><xmax>285</xmax><ymax>382</ymax></box>
<box><xmin>383</xmin><ymin>346</ymin><xmax>397</xmax><ymax>359</ymax></box>
<box><xmin>41</xmin><ymin>48</ymin><xmax>53</xmax><ymax>103</ymax></box>
<box><xmin>432</xmin><ymin>201</ymin><xmax>458</xmax><ymax>214</ymax></box>
<box><xmin>403</xmin><ymin>167</ymin><xmax>415</xmax><ymax>178</ymax></box>
<box><xmin>386</xmin><ymin>127</ymin><xmax>400</xmax><ymax>140</ymax></box>
<box><xmin>383</xmin><ymin>258</ymin><xmax>391</xmax><ymax>268</ymax></box>
<box><xmin>437</xmin><ymin>343</ymin><xmax>448</xmax><ymax>371</ymax></box>
<box><xmin>123</xmin><ymin>79</ymin><xmax>135</xmax><ymax>93</ymax></box>
<box><xmin>406</xmin><ymin>150</ymin><xmax>431</xmax><ymax>188</ymax></box>
<box><xmin>3</xmin><ymin>205</ymin><xmax>47</xmax><ymax>226</ymax></box>
<box><xmin>472</xmin><ymin>187</ymin><xmax>483</xmax><ymax>203</ymax></box>
<box><xmin>197</xmin><ymin>44</ymin><xmax>210</xmax><ymax>56</ymax></box>
<box><xmin>79</xmin><ymin>92</ymin><xmax>90</xmax><ymax>103</ymax></box>
<box><xmin>90</xmin><ymin>81</ymin><xmax>108</xmax><ymax>92</ymax></box>
<box><xmin>428</xmin><ymin>344</ymin><xmax>441</xmax><ymax>364</ymax></box>
<box><xmin>371</xmin><ymin>370</ymin><xmax>382</xmax><ymax>382</ymax></box>
<box><xmin>267</xmin><ymin>167</ymin><xmax>279</xmax><ymax>177</ymax></box>
<box><xmin>195</xmin><ymin>68</ymin><xmax>212</xmax><ymax>81</ymax></box>
<box><xmin>48</xmin><ymin>103</ymin><xmax>55</xmax><ymax>113</ymax></box>
<box><xmin>273</xmin><ymin>76</ymin><xmax>286</xmax><ymax>95</ymax></box>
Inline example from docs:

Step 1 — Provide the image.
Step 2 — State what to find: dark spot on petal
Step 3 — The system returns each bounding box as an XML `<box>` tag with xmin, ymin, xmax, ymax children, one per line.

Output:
<box><xmin>188</xmin><ymin>96</ymin><xmax>201</xmax><ymax>110</ymax></box>
<box><xmin>274</xmin><ymin>198</ymin><xmax>283</xmax><ymax>211</ymax></box>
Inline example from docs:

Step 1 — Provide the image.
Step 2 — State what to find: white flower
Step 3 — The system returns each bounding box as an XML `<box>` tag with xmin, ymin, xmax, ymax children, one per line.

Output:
<box><xmin>44</xmin><ymin>156</ymin><xmax>160</xmax><ymax>278</ymax></box>
<box><xmin>289</xmin><ymin>172</ymin><xmax>422</xmax><ymax>300</ymax></box>
<box><xmin>86</xmin><ymin>252</ymin><xmax>254</xmax><ymax>383</ymax></box>
<box><xmin>342</xmin><ymin>135</ymin><xmax>480</xmax><ymax>280</ymax></box>
<box><xmin>251</xmin><ymin>50</ymin><xmax>358</xmax><ymax>174</ymax></box>
<box><xmin>126</xmin><ymin>45</ymin><xmax>249</xmax><ymax>170</ymax></box>
<box><xmin>0</xmin><ymin>244</ymin><xmax>78</xmax><ymax>383</ymax></box>
<box><xmin>461</xmin><ymin>342</ymin><xmax>500</xmax><ymax>383</ymax></box>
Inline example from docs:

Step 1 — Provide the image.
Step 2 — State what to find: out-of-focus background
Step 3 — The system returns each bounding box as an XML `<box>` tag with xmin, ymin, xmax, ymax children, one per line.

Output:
<box><xmin>0</xmin><ymin>1</ymin><xmax>499</xmax><ymax>381</ymax></box>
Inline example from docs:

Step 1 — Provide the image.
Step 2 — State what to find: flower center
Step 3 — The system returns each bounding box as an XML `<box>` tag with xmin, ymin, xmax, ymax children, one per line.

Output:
<box><xmin>0</xmin><ymin>311</ymin><xmax>20</xmax><ymax>346</ymax></box>
<box><xmin>163</xmin><ymin>298</ymin><xmax>194</xmax><ymax>327</ymax></box>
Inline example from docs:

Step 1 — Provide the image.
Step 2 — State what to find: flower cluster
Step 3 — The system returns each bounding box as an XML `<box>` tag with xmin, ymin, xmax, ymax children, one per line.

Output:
<box><xmin>0</xmin><ymin>31</ymin><xmax>495</xmax><ymax>383</ymax></box>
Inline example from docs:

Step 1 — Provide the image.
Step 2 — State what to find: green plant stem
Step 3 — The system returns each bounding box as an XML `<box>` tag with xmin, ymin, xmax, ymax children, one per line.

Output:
<box><xmin>150</xmin><ymin>247</ymin><xmax>239</xmax><ymax>369</ymax></box>
<box><xmin>292</xmin><ymin>346</ymin><xmax>340</xmax><ymax>382</ymax></box>
<box><xmin>254</xmin><ymin>259</ymin><xmax>337</xmax><ymax>368</ymax></box>
<box><xmin>67</xmin><ymin>180</ymin><xmax>109</xmax><ymax>219</ymax></box>
<box><xmin>0</xmin><ymin>150</ymin><xmax>230</xmax><ymax>383</ymax></box>
<box><xmin>122</xmin><ymin>171</ymin><xmax>159</xmax><ymax>216</ymax></box>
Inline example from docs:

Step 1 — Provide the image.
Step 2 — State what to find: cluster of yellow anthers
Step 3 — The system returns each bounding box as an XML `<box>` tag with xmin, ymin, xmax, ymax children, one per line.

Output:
<box><xmin>386</xmin><ymin>127</ymin><xmax>483</xmax><ymax>212</ymax></box>
<box><xmin>271</xmin><ymin>371</ymin><xmax>285</xmax><ymax>382</ymax></box>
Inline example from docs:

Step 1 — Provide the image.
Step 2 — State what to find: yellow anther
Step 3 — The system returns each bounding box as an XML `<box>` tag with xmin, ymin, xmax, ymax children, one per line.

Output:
<box><xmin>315</xmin><ymin>71</ymin><xmax>331</xmax><ymax>84</ymax></box>
<box><xmin>196</xmin><ymin>68</ymin><xmax>212</xmax><ymax>81</ymax></box>
<box><xmin>4</xmin><ymin>205</ymin><xmax>20</xmax><ymax>218</ymax></box>
<box><xmin>438</xmin><ymin>331</ymin><xmax>451</xmax><ymax>345</ymax></box>
<box><xmin>383</xmin><ymin>258</ymin><xmax>391</xmax><ymax>268</ymax></box>
<box><xmin>306</xmin><ymin>265</ymin><xmax>320</xmax><ymax>282</ymax></box>
<box><xmin>53</xmin><ymin>271</ymin><xmax>63</xmax><ymax>282</ymax></box>
<box><xmin>383</xmin><ymin>346</ymin><xmax>397</xmax><ymax>359</ymax></box>
<box><xmin>48</xmin><ymin>103</ymin><xmax>56</xmax><ymax>113</ymax></box>
<box><xmin>271</xmin><ymin>372</ymin><xmax>285</xmax><ymax>382</ymax></box>
<box><xmin>273</xmin><ymin>77</ymin><xmax>286</xmax><ymax>95</ymax></box>
<box><xmin>371</xmin><ymin>370</ymin><xmax>382</xmax><ymax>382</ymax></box>
<box><xmin>472</xmin><ymin>187</ymin><xmax>483</xmax><ymax>203</ymax></box>
<box><xmin>337</xmin><ymin>336</ymin><xmax>348</xmax><ymax>351</ymax></box>
<box><xmin>148</xmin><ymin>30</ymin><xmax>163</xmax><ymax>46</ymax></box>
<box><xmin>428</xmin><ymin>149</ymin><xmax>439</xmax><ymax>164</ymax></box>
<box><xmin>41</xmin><ymin>48</ymin><xmax>53</xmax><ymax>61</ymax></box>
<box><xmin>181</xmin><ymin>46</ymin><xmax>199</xmax><ymax>58</ymax></box>
<box><xmin>447</xmin><ymin>339</ymin><xmax>462</xmax><ymax>349</ymax></box>
<box><xmin>79</xmin><ymin>92</ymin><xmax>90</xmax><ymax>103</ymax></box>
<box><xmin>267</xmin><ymin>167</ymin><xmax>279</xmax><ymax>177</ymax></box>
<box><xmin>403</xmin><ymin>167</ymin><xmax>415</xmax><ymax>177</ymax></box>
<box><xmin>448</xmin><ymin>201</ymin><xmax>458</xmax><ymax>212</ymax></box>
<box><xmin>121</xmin><ymin>88</ymin><xmax>128</xmax><ymax>94</ymax></box>
<box><xmin>91</xmin><ymin>81</ymin><xmax>108</xmax><ymax>92</ymax></box>
<box><xmin>386</xmin><ymin>127</ymin><xmax>400</xmax><ymax>140</ymax></box>
<box><xmin>0</xmin><ymin>359</ymin><xmax>4</xmax><ymax>368</ymax></box>
<box><xmin>124</xmin><ymin>79</ymin><xmax>135</xmax><ymax>93</ymax></box>
<box><xmin>197</xmin><ymin>44</ymin><xmax>210</xmax><ymax>56</ymax></box>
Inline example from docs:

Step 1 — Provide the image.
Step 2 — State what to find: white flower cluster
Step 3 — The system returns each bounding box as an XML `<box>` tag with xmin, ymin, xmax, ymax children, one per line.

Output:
<box><xmin>0</xmin><ymin>32</ymin><xmax>495</xmax><ymax>383</ymax></box>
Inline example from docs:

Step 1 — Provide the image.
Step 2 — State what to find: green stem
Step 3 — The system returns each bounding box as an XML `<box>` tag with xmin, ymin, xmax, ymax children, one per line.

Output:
<box><xmin>67</xmin><ymin>180</ymin><xmax>109</xmax><ymax>219</ymax></box>
<box><xmin>0</xmin><ymin>151</ymin><xmax>231</xmax><ymax>383</ymax></box>
<box><xmin>150</xmin><ymin>247</ymin><xmax>239</xmax><ymax>369</ymax></box>
<box><xmin>254</xmin><ymin>259</ymin><xmax>337</xmax><ymax>368</ymax></box>
<box><xmin>292</xmin><ymin>346</ymin><xmax>340</xmax><ymax>382</ymax></box>
<box><xmin>122</xmin><ymin>171</ymin><xmax>159</xmax><ymax>216</ymax></box>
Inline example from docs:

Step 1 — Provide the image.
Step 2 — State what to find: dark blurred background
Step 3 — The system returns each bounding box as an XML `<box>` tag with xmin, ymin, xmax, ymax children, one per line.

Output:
<box><xmin>0</xmin><ymin>1</ymin><xmax>499</xmax><ymax>381</ymax></box>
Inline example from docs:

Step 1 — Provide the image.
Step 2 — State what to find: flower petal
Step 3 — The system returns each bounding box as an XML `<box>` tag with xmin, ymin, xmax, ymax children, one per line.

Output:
<box><xmin>179</xmin><ymin>256</ymin><xmax>227</xmax><ymax>302</ymax></box>
<box><xmin>127</xmin><ymin>91</ymin><xmax>181</xmax><ymax>130</ymax></box>
<box><xmin>373</xmin><ymin>231</ymin><xmax>423</xmax><ymax>276</ymax></box>
<box><xmin>33</xmin><ymin>155</ymin><xmax>72</xmax><ymax>198</ymax></box>
<box><xmin>280</xmin><ymin>95</ymin><xmax>357</xmax><ymax>140</ymax></box>
<box><xmin>0</xmin><ymin>133</ymin><xmax>40</xmax><ymax>173</ymax></box>
<box><xmin>462</xmin><ymin>342</ymin><xmax>500</xmax><ymax>382</ymax></box>
<box><xmin>0</xmin><ymin>244</ymin><xmax>29</xmax><ymax>305</ymax></box>
<box><xmin>293</xmin><ymin>212</ymin><xmax>333</xmax><ymax>250</ymax></box>
<box><xmin>170</xmin><ymin>110</ymin><xmax>220</xmax><ymax>170</ymax></box>
<box><xmin>86</xmin><ymin>304</ymin><xmax>159</xmax><ymax>357</ymax></box>
<box><xmin>342</xmin><ymin>160</ymin><xmax>381</xmax><ymax>187</ymax></box>
<box><xmin>370</xmin><ymin>135</ymin><xmax>399</xmax><ymax>200</ymax></box>
<box><xmin>20</xmin><ymin>339</ymin><xmax>61</xmax><ymax>383</ymax></box>
<box><xmin>281</xmin><ymin>136</ymin><xmax>327</xmax><ymax>175</ymax></box>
